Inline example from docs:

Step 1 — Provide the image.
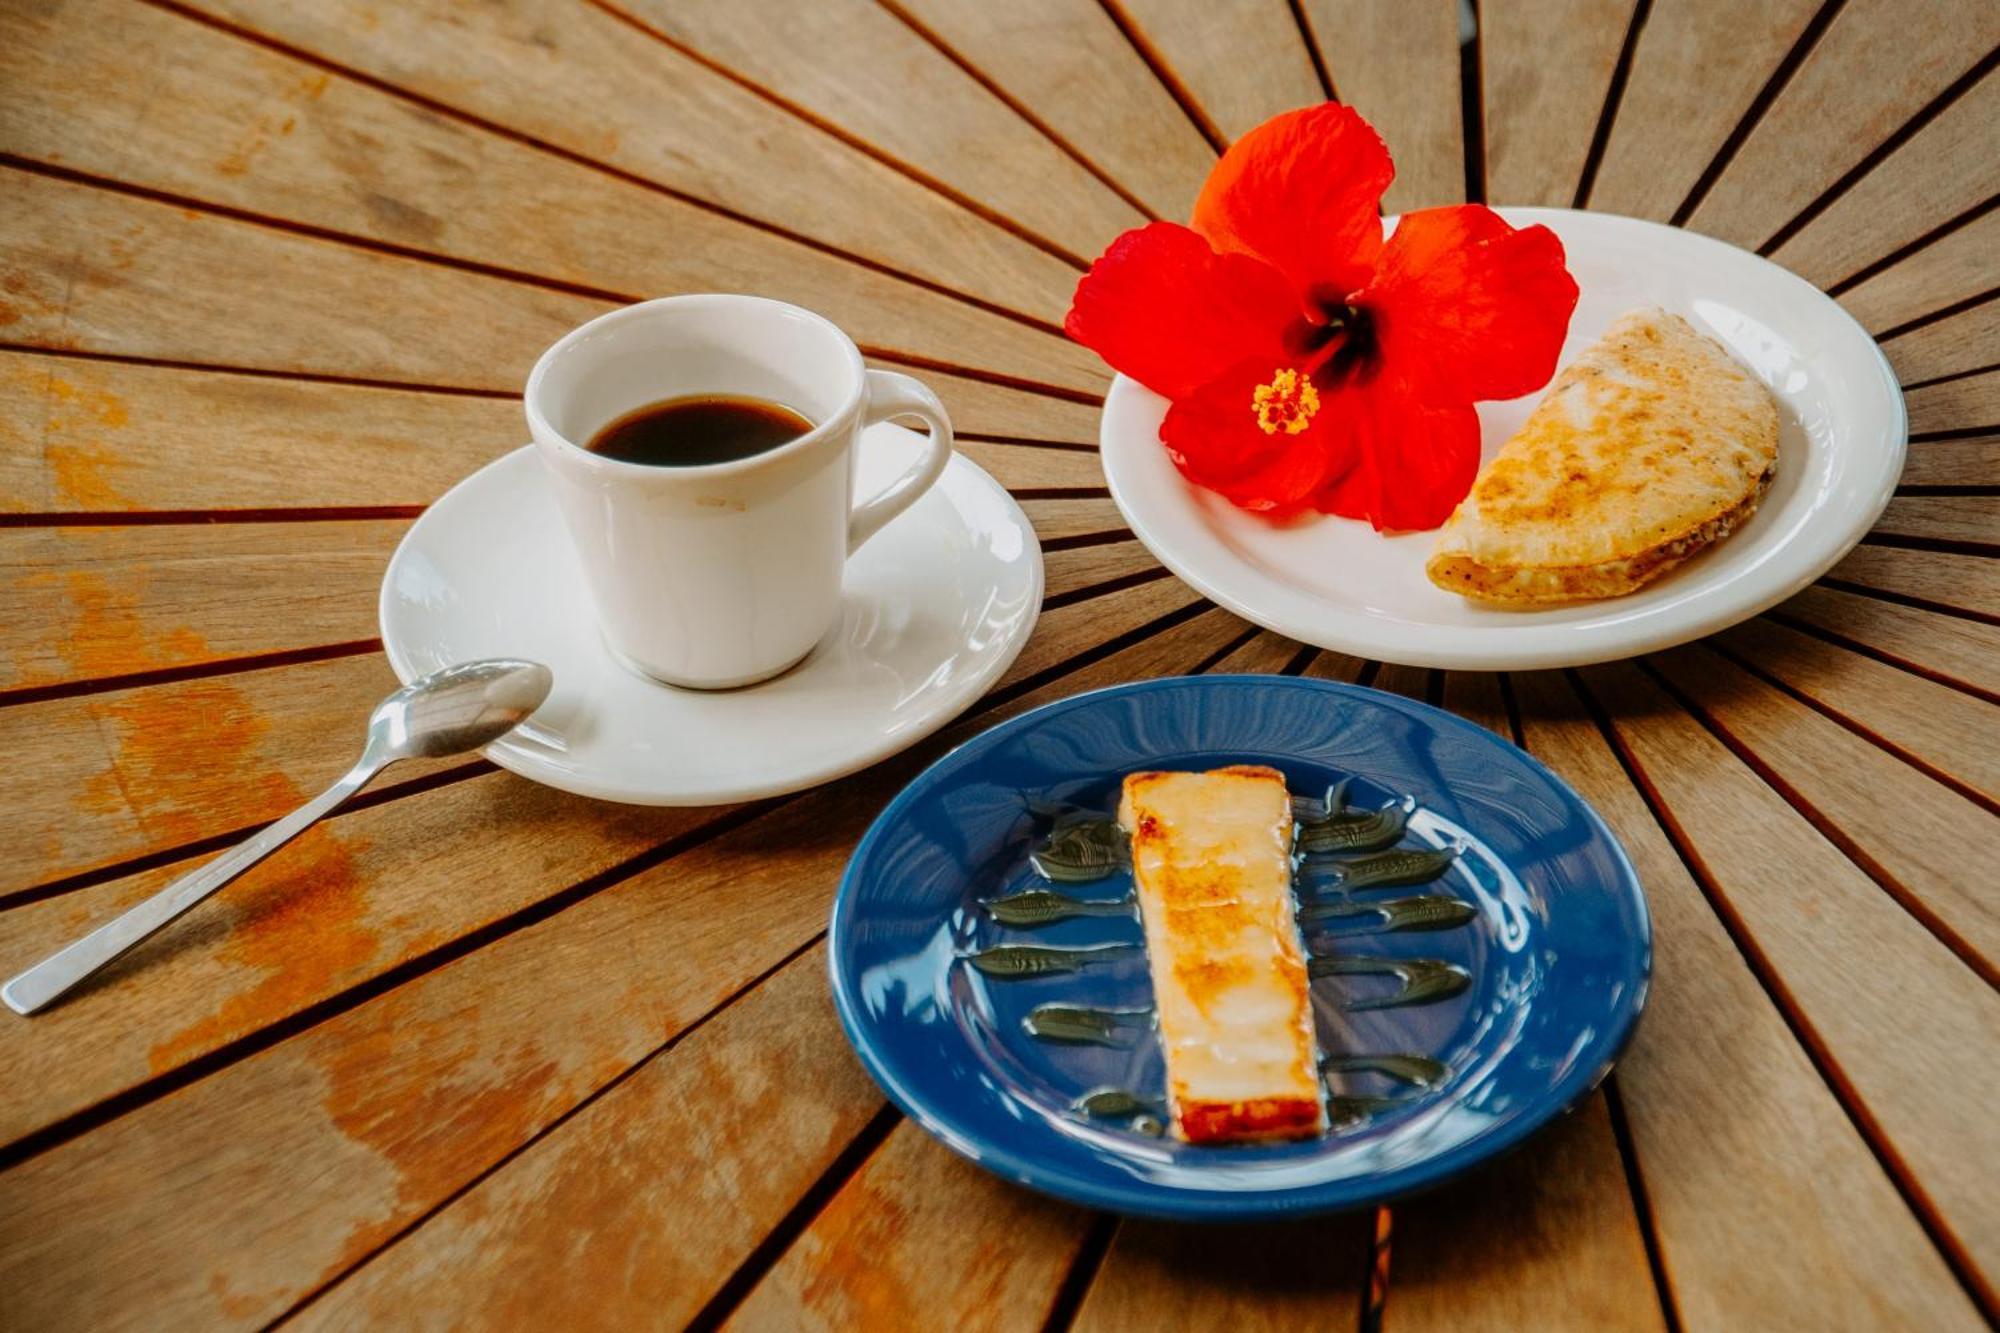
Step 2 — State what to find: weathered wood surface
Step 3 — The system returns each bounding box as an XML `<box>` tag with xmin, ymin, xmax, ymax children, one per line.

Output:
<box><xmin>1</xmin><ymin>2</ymin><xmax>1994</xmax><ymax>1330</ymax></box>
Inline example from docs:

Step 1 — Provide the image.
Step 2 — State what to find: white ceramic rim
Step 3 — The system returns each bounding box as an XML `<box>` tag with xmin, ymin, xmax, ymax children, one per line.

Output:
<box><xmin>1100</xmin><ymin>208</ymin><xmax>1907</xmax><ymax>671</ymax></box>
<box><xmin>522</xmin><ymin>292</ymin><xmax>868</xmax><ymax>481</ymax></box>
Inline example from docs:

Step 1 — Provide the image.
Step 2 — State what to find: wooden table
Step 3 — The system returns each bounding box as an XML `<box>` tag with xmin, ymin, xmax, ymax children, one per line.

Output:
<box><xmin>0</xmin><ymin>1</ymin><xmax>1993</xmax><ymax>1327</ymax></box>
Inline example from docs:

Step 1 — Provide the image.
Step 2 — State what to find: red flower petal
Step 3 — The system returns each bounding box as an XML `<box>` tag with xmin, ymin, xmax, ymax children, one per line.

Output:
<box><xmin>1065</xmin><ymin>222</ymin><xmax>1300</xmax><ymax>401</ymax></box>
<box><xmin>1159</xmin><ymin>360</ymin><xmax>1355</xmax><ymax>515</ymax></box>
<box><xmin>1193</xmin><ymin>104</ymin><xmax>1392</xmax><ymax>301</ymax></box>
<box><xmin>1357</xmin><ymin>205</ymin><xmax>1578</xmax><ymax>405</ymax></box>
<box><xmin>1312</xmin><ymin>373</ymin><xmax>1480</xmax><ymax>531</ymax></box>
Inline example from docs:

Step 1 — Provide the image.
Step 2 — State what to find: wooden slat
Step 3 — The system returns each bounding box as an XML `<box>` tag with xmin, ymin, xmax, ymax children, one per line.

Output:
<box><xmin>1907</xmin><ymin>370</ymin><xmax>2000</xmax><ymax>435</ymax></box>
<box><xmin>0</xmin><ymin>5</ymin><xmax>1104</xmax><ymax>395</ymax></box>
<box><xmin>1897</xmin><ymin>435</ymin><xmax>2000</xmax><ymax>489</ymax></box>
<box><xmin>1584</xmin><ymin>661</ymin><xmax>2000</xmax><ymax>1288</ymax></box>
<box><xmin>1770</xmin><ymin>71</ymin><xmax>2000</xmax><ymax>292</ymax></box>
<box><xmin>1720</xmin><ymin>618</ymin><xmax>1996</xmax><ymax>798</ymax></box>
<box><xmin>1881</xmin><ymin>298</ymin><xmax>2000</xmax><ymax>388</ymax></box>
<box><xmin>1511</xmin><ymin>670</ymin><xmax>1983</xmax><ymax>1329</ymax></box>
<box><xmin>892</xmin><ymin>0</ymin><xmax>1217</xmax><ymax>220</ymax></box>
<box><xmin>1778</xmin><ymin>585</ymin><xmax>1999</xmax><ymax>698</ymax></box>
<box><xmin>1587</xmin><ymin>0</ymin><xmax>1820</xmax><ymax>219</ymax></box>
<box><xmin>1040</xmin><ymin>541</ymin><xmax>1161</xmax><ymax>599</ymax></box>
<box><xmin>172</xmin><ymin>0</ymin><xmax>1081</xmax><ymax>322</ymax></box>
<box><xmin>0</xmin><ymin>521</ymin><xmax>404</xmax><ymax>691</ymax></box>
<box><xmin>992</xmin><ymin>575</ymin><xmax>1209</xmax><ymax>696</ymax></box>
<box><xmin>289</xmin><ymin>945</ymin><xmax>884</xmax><ymax>1331</ymax></box>
<box><xmin>1653</xmin><ymin>645</ymin><xmax>1999</xmax><ymax>965</ymax></box>
<box><xmin>954</xmin><ymin>442</ymin><xmax>1106</xmax><ymax>490</ymax></box>
<box><xmin>0</xmin><ymin>604</ymin><xmax>1253</xmax><ymax>1327</ymax></box>
<box><xmin>1825</xmin><ymin>546</ymin><xmax>2000</xmax><ymax>619</ymax></box>
<box><xmin>1480</xmin><ymin>0</ymin><xmax>1636</xmax><ymax>206</ymax></box>
<box><xmin>903</xmin><ymin>369</ymin><xmax>1103</xmax><ymax>444</ymax></box>
<box><xmin>1205</xmin><ymin>627</ymin><xmax>1306</xmax><ymax>674</ymax></box>
<box><xmin>0</xmin><ymin>653</ymin><xmax>469</xmax><ymax>899</ymax></box>
<box><xmin>1870</xmin><ymin>495</ymin><xmax>2000</xmax><ymax>550</ymax></box>
<box><xmin>1071</xmin><ymin>1215</ymin><xmax>1373</xmax><ymax>1331</ymax></box>
<box><xmin>1385</xmin><ymin>1093</ymin><xmax>1665</xmax><ymax>1331</ymax></box>
<box><xmin>1838</xmin><ymin>209</ymin><xmax>2000</xmax><ymax>336</ymax></box>
<box><xmin>1114</xmin><ymin>0</ymin><xmax>1328</xmax><ymax>144</ymax></box>
<box><xmin>1297</xmin><ymin>0</ymin><xmax>1465</xmax><ymax>211</ymax></box>
<box><xmin>1686</xmin><ymin>0</ymin><xmax>2000</xmax><ymax>250</ymax></box>
<box><xmin>1441</xmin><ymin>670</ymin><xmax>1511</xmax><ymax>738</ymax></box>
<box><xmin>1021</xmin><ymin>496</ymin><xmax>1127</xmax><ymax>542</ymax></box>
<box><xmin>601</xmin><ymin>0</ymin><xmax>1148</xmax><ymax>258</ymax></box>
<box><xmin>0</xmin><ymin>170</ymin><xmax>602</xmax><ymax>391</ymax></box>
<box><xmin>0</xmin><ymin>353</ymin><xmax>516</xmax><ymax>514</ymax></box>
<box><xmin>727</xmin><ymin>1119</ymin><xmax>1089</xmax><ymax>1332</ymax></box>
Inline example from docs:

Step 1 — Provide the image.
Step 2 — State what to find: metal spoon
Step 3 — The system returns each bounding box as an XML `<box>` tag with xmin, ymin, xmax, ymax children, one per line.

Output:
<box><xmin>2</xmin><ymin>659</ymin><xmax>553</xmax><ymax>1016</ymax></box>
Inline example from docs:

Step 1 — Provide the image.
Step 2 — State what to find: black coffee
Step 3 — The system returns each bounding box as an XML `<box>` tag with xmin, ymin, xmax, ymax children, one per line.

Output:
<box><xmin>585</xmin><ymin>394</ymin><xmax>813</xmax><ymax>466</ymax></box>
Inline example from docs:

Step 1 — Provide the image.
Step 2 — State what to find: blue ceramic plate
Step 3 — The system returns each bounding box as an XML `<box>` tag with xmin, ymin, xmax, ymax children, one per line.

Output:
<box><xmin>829</xmin><ymin>675</ymin><xmax>1650</xmax><ymax>1219</ymax></box>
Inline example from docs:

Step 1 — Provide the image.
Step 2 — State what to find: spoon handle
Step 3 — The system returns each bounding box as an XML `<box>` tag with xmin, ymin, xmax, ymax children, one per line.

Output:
<box><xmin>2</xmin><ymin>760</ymin><xmax>381</xmax><ymax>1015</ymax></box>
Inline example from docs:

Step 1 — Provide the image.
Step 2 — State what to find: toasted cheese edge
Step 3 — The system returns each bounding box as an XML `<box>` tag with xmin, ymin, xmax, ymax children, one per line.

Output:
<box><xmin>1119</xmin><ymin>765</ymin><xmax>1326</xmax><ymax>1144</ymax></box>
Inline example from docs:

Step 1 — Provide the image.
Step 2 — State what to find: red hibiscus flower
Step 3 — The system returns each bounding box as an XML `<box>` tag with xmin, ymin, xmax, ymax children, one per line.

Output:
<box><xmin>1065</xmin><ymin>104</ymin><xmax>1578</xmax><ymax>530</ymax></box>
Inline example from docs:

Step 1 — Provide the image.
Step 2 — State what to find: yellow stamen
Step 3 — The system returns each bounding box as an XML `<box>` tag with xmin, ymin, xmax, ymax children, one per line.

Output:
<box><xmin>1251</xmin><ymin>368</ymin><xmax>1320</xmax><ymax>435</ymax></box>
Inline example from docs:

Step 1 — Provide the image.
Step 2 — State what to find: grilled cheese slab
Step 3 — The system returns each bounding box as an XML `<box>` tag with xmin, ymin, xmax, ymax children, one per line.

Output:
<box><xmin>1427</xmin><ymin>308</ymin><xmax>1779</xmax><ymax>605</ymax></box>
<box><xmin>1119</xmin><ymin>766</ymin><xmax>1325</xmax><ymax>1143</ymax></box>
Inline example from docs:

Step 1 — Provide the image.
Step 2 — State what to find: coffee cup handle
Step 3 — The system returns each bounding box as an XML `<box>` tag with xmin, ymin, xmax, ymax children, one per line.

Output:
<box><xmin>849</xmin><ymin>370</ymin><xmax>955</xmax><ymax>554</ymax></box>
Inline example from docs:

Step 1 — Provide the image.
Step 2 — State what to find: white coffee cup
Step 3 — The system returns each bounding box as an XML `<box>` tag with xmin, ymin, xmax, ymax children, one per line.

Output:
<box><xmin>526</xmin><ymin>295</ymin><xmax>954</xmax><ymax>689</ymax></box>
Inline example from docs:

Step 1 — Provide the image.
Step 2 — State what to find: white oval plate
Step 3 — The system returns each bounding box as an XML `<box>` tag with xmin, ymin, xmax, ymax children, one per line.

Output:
<box><xmin>1101</xmin><ymin>208</ymin><xmax>1905</xmax><ymax>670</ymax></box>
<box><xmin>380</xmin><ymin>429</ymin><xmax>1042</xmax><ymax>805</ymax></box>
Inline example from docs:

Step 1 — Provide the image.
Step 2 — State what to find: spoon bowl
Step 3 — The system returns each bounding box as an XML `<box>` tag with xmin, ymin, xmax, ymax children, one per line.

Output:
<box><xmin>367</xmin><ymin>659</ymin><xmax>553</xmax><ymax>762</ymax></box>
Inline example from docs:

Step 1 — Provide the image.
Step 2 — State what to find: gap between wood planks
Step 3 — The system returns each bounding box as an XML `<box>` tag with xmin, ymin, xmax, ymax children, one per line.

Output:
<box><xmin>1700</xmin><ymin>639</ymin><xmax>1998</xmax><ymax>821</ymax></box>
<box><xmin>142</xmin><ymin>0</ymin><xmax>1092</xmax><ymax>277</ymax></box>
<box><xmin>1571</xmin><ymin>0</ymin><xmax>1652</xmax><ymax>209</ymax></box>
<box><xmin>1759</xmin><ymin>43</ymin><xmax>2000</xmax><ymax>257</ymax></box>
<box><xmin>1565</xmin><ymin>667</ymin><xmax>1998</xmax><ymax>1323</ymax></box>
<box><xmin>0</xmin><ymin>638</ymin><xmax>385</xmax><ymax>710</ymax></box>
<box><xmin>0</xmin><ymin>588</ymin><xmax>1222</xmax><ymax>1171</ymax></box>
<box><xmin>1858</xmin><ymin>530</ymin><xmax>2000</xmax><ymax>562</ymax></box>
<box><xmin>1816</xmin><ymin>577</ymin><xmax>2000</xmax><ymax>631</ymax></box>
<box><xmin>1902</xmin><ymin>360</ymin><xmax>2000</xmax><ymax>393</ymax></box>
<box><xmin>0</xmin><ymin>155</ymin><xmax>1110</xmax><ymax>407</ymax></box>
<box><xmin>1668</xmin><ymin>0</ymin><xmax>1849</xmax><ymax>227</ymax></box>
<box><xmin>1095</xmin><ymin>0</ymin><xmax>1229</xmax><ymax>154</ymax></box>
<box><xmin>872</xmin><ymin>0</ymin><xmax>1162</xmax><ymax>221</ymax></box>
<box><xmin>1644</xmin><ymin>654</ymin><xmax>1999</xmax><ymax>989</ymax></box>
<box><xmin>1286</xmin><ymin>0</ymin><xmax>1339</xmax><ymax>103</ymax></box>
<box><xmin>574</xmin><ymin>0</ymin><xmax>1095</xmax><ymax>270</ymax></box>
<box><xmin>1459</xmin><ymin>0</ymin><xmax>1487</xmax><ymax>205</ymax></box>
<box><xmin>1761</xmin><ymin>609</ymin><xmax>2000</xmax><ymax>710</ymax></box>
<box><xmin>0</xmin><ymin>760</ymin><xmax>495</xmax><ymax>916</ymax></box>
<box><xmin>1828</xmin><ymin>193</ymin><xmax>2000</xmax><ymax>298</ymax></box>
<box><xmin>1875</xmin><ymin>288</ymin><xmax>2000</xmax><ymax>346</ymax></box>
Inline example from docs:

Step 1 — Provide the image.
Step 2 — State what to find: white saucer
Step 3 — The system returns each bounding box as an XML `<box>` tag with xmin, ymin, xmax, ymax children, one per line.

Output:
<box><xmin>379</xmin><ymin>429</ymin><xmax>1043</xmax><ymax>805</ymax></box>
<box><xmin>1101</xmin><ymin>207</ymin><xmax>1906</xmax><ymax>670</ymax></box>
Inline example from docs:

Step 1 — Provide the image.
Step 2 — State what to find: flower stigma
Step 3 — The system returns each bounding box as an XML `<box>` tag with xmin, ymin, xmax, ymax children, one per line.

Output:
<box><xmin>1251</xmin><ymin>368</ymin><xmax>1320</xmax><ymax>435</ymax></box>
